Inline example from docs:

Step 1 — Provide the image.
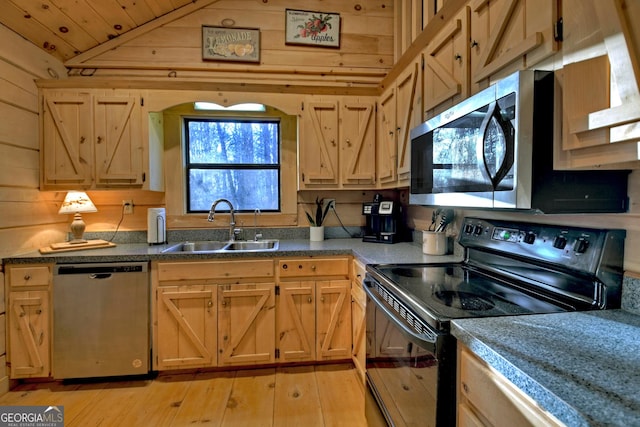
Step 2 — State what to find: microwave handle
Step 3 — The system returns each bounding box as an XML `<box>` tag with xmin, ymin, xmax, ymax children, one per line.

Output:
<box><xmin>479</xmin><ymin>101</ymin><xmax>515</xmax><ymax>188</ymax></box>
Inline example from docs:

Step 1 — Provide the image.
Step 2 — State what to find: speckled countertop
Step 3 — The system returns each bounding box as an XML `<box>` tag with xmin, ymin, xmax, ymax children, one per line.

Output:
<box><xmin>1</xmin><ymin>238</ymin><xmax>460</xmax><ymax>265</ymax></box>
<box><xmin>452</xmin><ymin>311</ymin><xmax>640</xmax><ymax>427</ymax></box>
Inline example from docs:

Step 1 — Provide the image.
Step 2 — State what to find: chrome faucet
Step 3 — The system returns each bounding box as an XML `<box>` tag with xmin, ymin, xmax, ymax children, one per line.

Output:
<box><xmin>208</xmin><ymin>199</ymin><xmax>238</xmax><ymax>241</ymax></box>
<box><xmin>254</xmin><ymin>208</ymin><xmax>262</xmax><ymax>241</ymax></box>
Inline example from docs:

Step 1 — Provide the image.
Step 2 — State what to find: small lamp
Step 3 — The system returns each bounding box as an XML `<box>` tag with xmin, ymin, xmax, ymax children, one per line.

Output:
<box><xmin>58</xmin><ymin>191</ymin><xmax>98</xmax><ymax>244</ymax></box>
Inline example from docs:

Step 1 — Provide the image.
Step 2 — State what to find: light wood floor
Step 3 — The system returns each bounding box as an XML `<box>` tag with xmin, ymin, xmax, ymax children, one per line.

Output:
<box><xmin>0</xmin><ymin>364</ymin><xmax>367</xmax><ymax>427</ymax></box>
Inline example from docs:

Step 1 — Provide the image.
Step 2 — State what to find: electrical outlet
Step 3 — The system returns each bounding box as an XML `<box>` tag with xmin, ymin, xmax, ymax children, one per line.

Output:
<box><xmin>324</xmin><ymin>199</ymin><xmax>336</xmax><ymax>210</ymax></box>
<box><xmin>123</xmin><ymin>200</ymin><xmax>134</xmax><ymax>215</ymax></box>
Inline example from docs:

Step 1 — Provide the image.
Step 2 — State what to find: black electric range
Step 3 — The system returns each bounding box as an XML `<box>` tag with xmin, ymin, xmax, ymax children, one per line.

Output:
<box><xmin>363</xmin><ymin>217</ymin><xmax>625</xmax><ymax>427</ymax></box>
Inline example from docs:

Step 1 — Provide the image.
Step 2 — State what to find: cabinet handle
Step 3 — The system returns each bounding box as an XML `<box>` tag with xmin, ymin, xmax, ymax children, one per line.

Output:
<box><xmin>330</xmin><ymin>139</ymin><xmax>336</xmax><ymax>146</ymax></box>
<box><xmin>221</xmin><ymin>299</ymin><xmax>227</xmax><ymax>306</ymax></box>
<box><xmin>471</xmin><ymin>40</ymin><xmax>479</xmax><ymax>48</ymax></box>
<box><xmin>207</xmin><ymin>300</ymin><xmax>213</xmax><ymax>312</ymax></box>
<box><xmin>23</xmin><ymin>274</ymin><xmax>31</xmax><ymax>281</ymax></box>
<box><xmin>321</xmin><ymin>297</ymin><xmax>325</xmax><ymax>302</ymax></box>
<box><xmin>80</xmin><ymin>136</ymin><xmax>85</xmax><ymax>144</ymax></box>
<box><xmin>462</xmin><ymin>382</ymin><xmax>469</xmax><ymax>393</ymax></box>
<box><xmin>308</xmin><ymin>297</ymin><xmax>312</xmax><ymax>303</ymax></box>
<box><xmin>97</xmin><ymin>136</ymin><xmax>102</xmax><ymax>144</ymax></box>
<box><xmin>311</xmin><ymin>265</ymin><xmax>316</xmax><ymax>271</ymax></box>
<box><xmin>454</xmin><ymin>54</ymin><xmax>462</xmax><ymax>61</ymax></box>
<box><xmin>346</xmin><ymin>139</ymin><xmax>351</xmax><ymax>146</ymax></box>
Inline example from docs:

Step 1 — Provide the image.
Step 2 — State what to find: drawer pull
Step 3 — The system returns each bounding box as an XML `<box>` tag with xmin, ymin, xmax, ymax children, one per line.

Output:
<box><xmin>24</xmin><ymin>274</ymin><xmax>31</xmax><ymax>281</ymax></box>
<box><xmin>311</xmin><ymin>265</ymin><xmax>316</xmax><ymax>271</ymax></box>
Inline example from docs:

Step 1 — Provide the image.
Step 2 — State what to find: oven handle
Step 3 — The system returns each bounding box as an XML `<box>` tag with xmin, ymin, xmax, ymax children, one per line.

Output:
<box><xmin>363</xmin><ymin>280</ymin><xmax>440</xmax><ymax>353</ymax></box>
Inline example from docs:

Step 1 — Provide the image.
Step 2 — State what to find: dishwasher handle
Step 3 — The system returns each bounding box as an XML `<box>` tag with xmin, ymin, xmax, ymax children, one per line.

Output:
<box><xmin>89</xmin><ymin>273</ymin><xmax>112</xmax><ymax>279</ymax></box>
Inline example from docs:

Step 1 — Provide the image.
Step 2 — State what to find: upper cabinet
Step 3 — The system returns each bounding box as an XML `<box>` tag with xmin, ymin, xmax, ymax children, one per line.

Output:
<box><xmin>41</xmin><ymin>88</ymin><xmax>163</xmax><ymax>191</ymax></box>
<box><xmin>299</xmin><ymin>96</ymin><xmax>376</xmax><ymax>190</ymax></box>
<box><xmin>423</xmin><ymin>6</ymin><xmax>471</xmax><ymax>116</ymax></box>
<box><xmin>557</xmin><ymin>0</ymin><xmax>640</xmax><ymax>169</ymax></box>
<box><xmin>469</xmin><ymin>0</ymin><xmax>559</xmax><ymax>94</ymax></box>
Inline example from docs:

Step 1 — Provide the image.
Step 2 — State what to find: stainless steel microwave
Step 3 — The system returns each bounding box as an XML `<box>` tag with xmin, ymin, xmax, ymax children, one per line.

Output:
<box><xmin>409</xmin><ymin>70</ymin><xmax>629</xmax><ymax>213</ymax></box>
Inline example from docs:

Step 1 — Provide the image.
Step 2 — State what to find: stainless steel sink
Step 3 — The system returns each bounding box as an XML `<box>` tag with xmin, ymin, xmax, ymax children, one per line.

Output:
<box><xmin>162</xmin><ymin>239</ymin><xmax>279</xmax><ymax>253</ymax></box>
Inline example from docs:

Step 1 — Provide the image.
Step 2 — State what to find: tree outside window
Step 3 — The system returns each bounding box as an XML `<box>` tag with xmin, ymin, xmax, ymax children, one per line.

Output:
<box><xmin>185</xmin><ymin>118</ymin><xmax>281</xmax><ymax>212</ymax></box>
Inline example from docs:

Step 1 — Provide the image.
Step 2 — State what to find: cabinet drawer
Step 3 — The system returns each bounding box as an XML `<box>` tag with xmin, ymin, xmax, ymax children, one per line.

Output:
<box><xmin>157</xmin><ymin>260</ymin><xmax>274</xmax><ymax>282</ymax></box>
<box><xmin>8</xmin><ymin>265</ymin><xmax>51</xmax><ymax>287</ymax></box>
<box><xmin>278</xmin><ymin>258</ymin><xmax>350</xmax><ymax>278</ymax></box>
<box><xmin>459</xmin><ymin>347</ymin><xmax>563</xmax><ymax>427</ymax></box>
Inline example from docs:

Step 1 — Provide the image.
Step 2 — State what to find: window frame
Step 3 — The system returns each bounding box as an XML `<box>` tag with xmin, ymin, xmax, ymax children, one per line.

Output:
<box><xmin>183</xmin><ymin>116</ymin><xmax>282</xmax><ymax>213</ymax></box>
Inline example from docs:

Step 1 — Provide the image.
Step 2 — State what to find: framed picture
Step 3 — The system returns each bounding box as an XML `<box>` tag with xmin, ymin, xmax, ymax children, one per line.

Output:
<box><xmin>285</xmin><ymin>9</ymin><xmax>340</xmax><ymax>48</ymax></box>
<box><xmin>202</xmin><ymin>26</ymin><xmax>260</xmax><ymax>63</ymax></box>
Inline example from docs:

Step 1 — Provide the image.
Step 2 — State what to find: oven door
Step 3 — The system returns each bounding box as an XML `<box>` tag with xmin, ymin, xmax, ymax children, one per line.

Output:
<box><xmin>364</xmin><ymin>278</ymin><xmax>455</xmax><ymax>427</ymax></box>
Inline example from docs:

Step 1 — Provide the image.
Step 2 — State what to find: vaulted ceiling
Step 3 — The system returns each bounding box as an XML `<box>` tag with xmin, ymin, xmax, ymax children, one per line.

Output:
<box><xmin>0</xmin><ymin>0</ymin><xmax>217</xmax><ymax>62</ymax></box>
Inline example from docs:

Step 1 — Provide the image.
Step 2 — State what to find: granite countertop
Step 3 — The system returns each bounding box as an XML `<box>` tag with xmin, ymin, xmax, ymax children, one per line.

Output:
<box><xmin>1</xmin><ymin>238</ymin><xmax>461</xmax><ymax>265</ymax></box>
<box><xmin>452</xmin><ymin>310</ymin><xmax>640</xmax><ymax>427</ymax></box>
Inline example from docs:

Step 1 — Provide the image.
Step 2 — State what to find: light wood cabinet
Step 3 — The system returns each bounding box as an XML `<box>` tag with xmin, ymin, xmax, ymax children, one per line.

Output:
<box><xmin>155</xmin><ymin>284</ymin><xmax>217</xmax><ymax>370</ymax></box>
<box><xmin>469</xmin><ymin>0</ymin><xmax>559</xmax><ymax>94</ymax></box>
<box><xmin>299</xmin><ymin>96</ymin><xmax>376</xmax><ymax>189</ymax></box>
<box><xmin>376</xmin><ymin>61</ymin><xmax>422</xmax><ymax>188</ymax></box>
<box><xmin>218</xmin><ymin>282</ymin><xmax>276</xmax><ymax>366</ymax></box>
<box><xmin>41</xmin><ymin>88</ymin><xmax>160</xmax><ymax>190</ymax></box>
<box><xmin>557</xmin><ymin>0</ymin><xmax>640</xmax><ymax>169</ymax></box>
<box><xmin>458</xmin><ymin>343</ymin><xmax>565</xmax><ymax>427</ymax></box>
<box><xmin>152</xmin><ymin>259</ymin><xmax>275</xmax><ymax>370</ymax></box>
<box><xmin>276</xmin><ymin>257</ymin><xmax>352</xmax><ymax>362</ymax></box>
<box><xmin>423</xmin><ymin>6</ymin><xmax>471</xmax><ymax>116</ymax></box>
<box><xmin>350</xmin><ymin>259</ymin><xmax>367</xmax><ymax>384</ymax></box>
<box><xmin>5</xmin><ymin>264</ymin><xmax>53</xmax><ymax>379</ymax></box>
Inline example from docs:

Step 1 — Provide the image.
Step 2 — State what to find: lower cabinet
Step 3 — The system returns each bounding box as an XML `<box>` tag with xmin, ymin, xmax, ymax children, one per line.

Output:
<box><xmin>276</xmin><ymin>258</ymin><xmax>352</xmax><ymax>363</ymax></box>
<box><xmin>5</xmin><ymin>264</ymin><xmax>53</xmax><ymax>379</ymax></box>
<box><xmin>458</xmin><ymin>343</ymin><xmax>564</xmax><ymax>427</ymax></box>
<box><xmin>351</xmin><ymin>259</ymin><xmax>367</xmax><ymax>384</ymax></box>
<box><xmin>152</xmin><ymin>256</ymin><xmax>352</xmax><ymax>371</ymax></box>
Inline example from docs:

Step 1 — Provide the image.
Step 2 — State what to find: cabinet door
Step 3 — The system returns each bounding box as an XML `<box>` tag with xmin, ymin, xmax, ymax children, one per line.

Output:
<box><xmin>351</xmin><ymin>283</ymin><xmax>366</xmax><ymax>383</ymax></box>
<box><xmin>9</xmin><ymin>291</ymin><xmax>49</xmax><ymax>378</ymax></box>
<box><xmin>396</xmin><ymin>62</ymin><xmax>421</xmax><ymax>183</ymax></box>
<box><xmin>277</xmin><ymin>281</ymin><xmax>316</xmax><ymax>362</ymax></box>
<box><xmin>155</xmin><ymin>285</ymin><xmax>217</xmax><ymax>370</ymax></box>
<box><xmin>340</xmin><ymin>98</ymin><xmax>376</xmax><ymax>187</ymax></box>
<box><xmin>218</xmin><ymin>283</ymin><xmax>276</xmax><ymax>366</ymax></box>
<box><xmin>377</xmin><ymin>86</ymin><xmax>398</xmax><ymax>186</ymax></box>
<box><xmin>470</xmin><ymin>0</ymin><xmax>558</xmax><ymax>93</ymax></box>
<box><xmin>316</xmin><ymin>279</ymin><xmax>351</xmax><ymax>360</ymax></box>
<box><xmin>94</xmin><ymin>94</ymin><xmax>144</xmax><ymax>187</ymax></box>
<box><xmin>299</xmin><ymin>99</ymin><xmax>339</xmax><ymax>188</ymax></box>
<box><xmin>423</xmin><ymin>6</ymin><xmax>470</xmax><ymax>115</ymax></box>
<box><xmin>42</xmin><ymin>92</ymin><xmax>93</xmax><ymax>188</ymax></box>
<box><xmin>557</xmin><ymin>0</ymin><xmax>640</xmax><ymax>169</ymax></box>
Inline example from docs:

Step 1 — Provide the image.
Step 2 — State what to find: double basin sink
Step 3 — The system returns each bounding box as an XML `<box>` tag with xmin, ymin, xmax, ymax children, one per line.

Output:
<box><xmin>162</xmin><ymin>239</ymin><xmax>279</xmax><ymax>253</ymax></box>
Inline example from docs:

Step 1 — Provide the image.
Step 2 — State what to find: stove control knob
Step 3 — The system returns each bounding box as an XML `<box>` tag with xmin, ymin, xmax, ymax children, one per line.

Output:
<box><xmin>523</xmin><ymin>232</ymin><xmax>536</xmax><ymax>244</ymax></box>
<box><xmin>574</xmin><ymin>237</ymin><xmax>589</xmax><ymax>254</ymax></box>
<box><xmin>473</xmin><ymin>225</ymin><xmax>484</xmax><ymax>236</ymax></box>
<box><xmin>464</xmin><ymin>224</ymin><xmax>475</xmax><ymax>234</ymax></box>
<box><xmin>553</xmin><ymin>235</ymin><xmax>568</xmax><ymax>249</ymax></box>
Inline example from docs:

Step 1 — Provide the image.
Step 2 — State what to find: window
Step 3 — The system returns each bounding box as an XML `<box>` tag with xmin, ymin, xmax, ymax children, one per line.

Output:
<box><xmin>185</xmin><ymin>118</ymin><xmax>281</xmax><ymax>213</ymax></box>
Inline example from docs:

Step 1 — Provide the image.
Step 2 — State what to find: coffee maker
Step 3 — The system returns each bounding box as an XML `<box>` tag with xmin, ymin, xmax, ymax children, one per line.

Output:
<box><xmin>362</xmin><ymin>194</ymin><xmax>405</xmax><ymax>244</ymax></box>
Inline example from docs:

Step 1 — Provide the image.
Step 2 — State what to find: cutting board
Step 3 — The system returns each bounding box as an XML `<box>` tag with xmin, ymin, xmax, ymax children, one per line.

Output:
<box><xmin>40</xmin><ymin>239</ymin><xmax>116</xmax><ymax>254</ymax></box>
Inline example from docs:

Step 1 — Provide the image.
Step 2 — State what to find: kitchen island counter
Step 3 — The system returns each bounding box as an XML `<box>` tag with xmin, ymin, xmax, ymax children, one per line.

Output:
<box><xmin>452</xmin><ymin>310</ymin><xmax>640</xmax><ymax>427</ymax></box>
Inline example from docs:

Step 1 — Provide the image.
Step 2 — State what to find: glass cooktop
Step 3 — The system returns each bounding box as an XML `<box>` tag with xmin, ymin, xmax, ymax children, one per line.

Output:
<box><xmin>369</xmin><ymin>263</ymin><xmax>570</xmax><ymax>325</ymax></box>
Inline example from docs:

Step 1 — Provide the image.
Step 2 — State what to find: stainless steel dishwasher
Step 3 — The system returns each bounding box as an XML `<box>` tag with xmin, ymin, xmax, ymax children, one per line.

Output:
<box><xmin>53</xmin><ymin>262</ymin><xmax>149</xmax><ymax>379</ymax></box>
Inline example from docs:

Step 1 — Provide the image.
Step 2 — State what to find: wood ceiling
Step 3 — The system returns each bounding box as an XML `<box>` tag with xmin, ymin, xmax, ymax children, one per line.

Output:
<box><xmin>0</xmin><ymin>0</ymin><xmax>217</xmax><ymax>63</ymax></box>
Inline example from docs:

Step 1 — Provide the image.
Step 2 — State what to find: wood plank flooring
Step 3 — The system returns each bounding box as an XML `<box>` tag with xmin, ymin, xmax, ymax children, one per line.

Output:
<box><xmin>0</xmin><ymin>364</ymin><xmax>366</xmax><ymax>427</ymax></box>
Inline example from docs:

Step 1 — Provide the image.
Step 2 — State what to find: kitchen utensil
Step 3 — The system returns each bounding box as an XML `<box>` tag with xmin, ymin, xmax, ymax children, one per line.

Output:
<box><xmin>429</xmin><ymin>208</ymin><xmax>441</xmax><ymax>231</ymax></box>
<box><xmin>435</xmin><ymin>209</ymin><xmax>454</xmax><ymax>232</ymax></box>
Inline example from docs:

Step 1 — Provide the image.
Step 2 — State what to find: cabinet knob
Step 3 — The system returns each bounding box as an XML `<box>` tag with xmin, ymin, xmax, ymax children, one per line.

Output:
<box><xmin>454</xmin><ymin>54</ymin><xmax>462</xmax><ymax>61</ymax></box>
<box><xmin>207</xmin><ymin>300</ymin><xmax>213</xmax><ymax>312</ymax></box>
<box><xmin>308</xmin><ymin>297</ymin><xmax>313</xmax><ymax>303</ymax></box>
<box><xmin>346</xmin><ymin>139</ymin><xmax>351</xmax><ymax>146</ymax></box>
<box><xmin>471</xmin><ymin>40</ymin><xmax>479</xmax><ymax>48</ymax></box>
<box><xmin>311</xmin><ymin>265</ymin><xmax>316</xmax><ymax>271</ymax></box>
<box><xmin>321</xmin><ymin>296</ymin><xmax>325</xmax><ymax>302</ymax></box>
<box><xmin>330</xmin><ymin>139</ymin><xmax>336</xmax><ymax>146</ymax></box>
<box><xmin>23</xmin><ymin>274</ymin><xmax>31</xmax><ymax>281</ymax></box>
<box><xmin>80</xmin><ymin>136</ymin><xmax>85</xmax><ymax>144</ymax></box>
<box><xmin>97</xmin><ymin>136</ymin><xmax>102</xmax><ymax>144</ymax></box>
<box><xmin>221</xmin><ymin>299</ymin><xmax>227</xmax><ymax>306</ymax></box>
